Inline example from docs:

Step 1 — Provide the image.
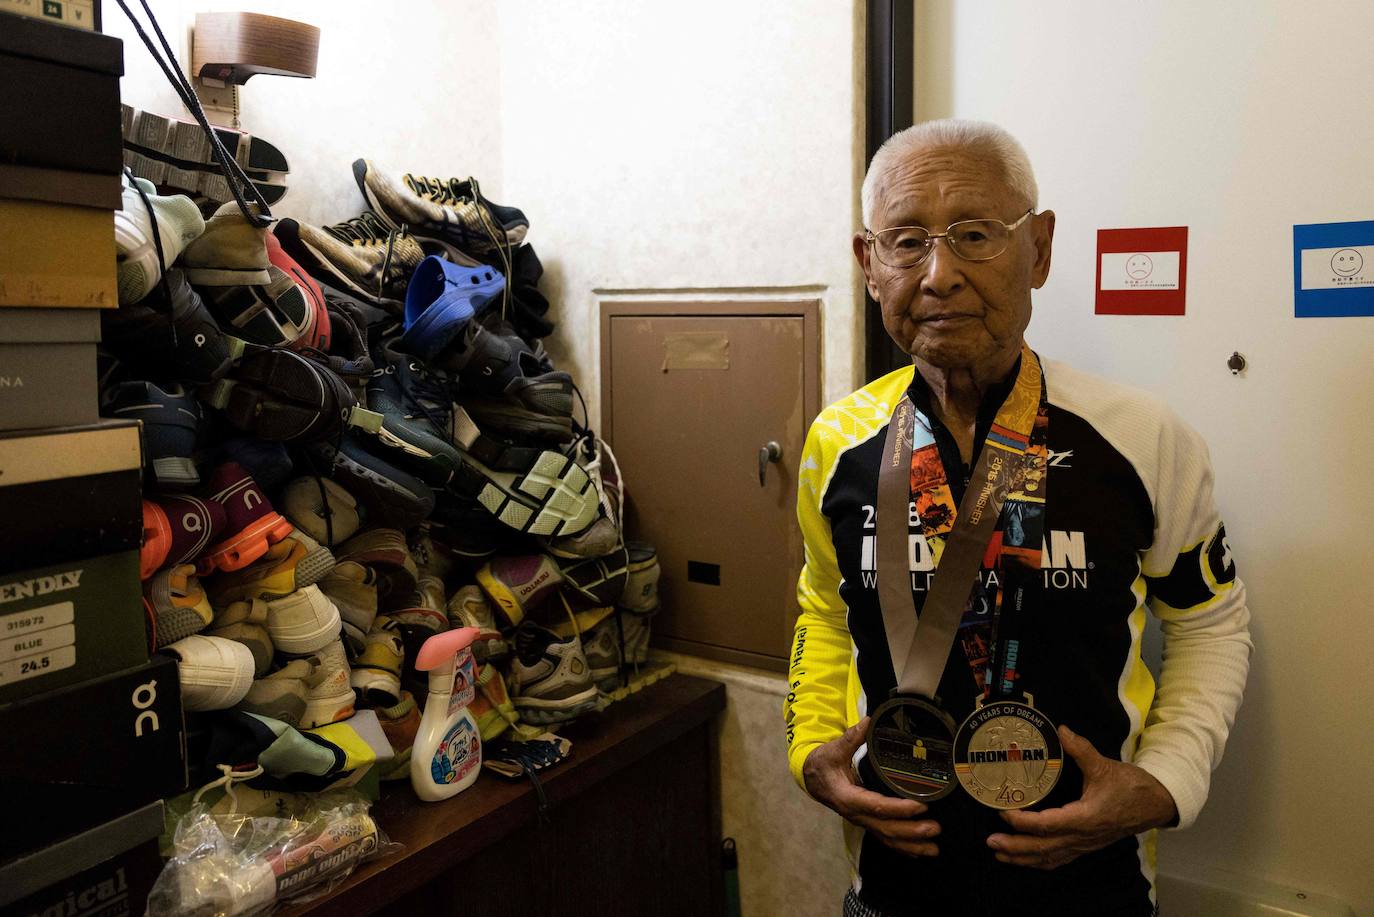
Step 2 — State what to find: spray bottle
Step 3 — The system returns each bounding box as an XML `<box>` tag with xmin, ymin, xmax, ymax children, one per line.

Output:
<box><xmin>411</xmin><ymin>626</ymin><xmax>482</xmax><ymax>801</ymax></box>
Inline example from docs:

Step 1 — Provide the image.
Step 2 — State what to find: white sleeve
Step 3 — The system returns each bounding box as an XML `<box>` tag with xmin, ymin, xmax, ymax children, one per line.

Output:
<box><xmin>1135</xmin><ymin>408</ymin><xmax>1253</xmax><ymax>829</ymax></box>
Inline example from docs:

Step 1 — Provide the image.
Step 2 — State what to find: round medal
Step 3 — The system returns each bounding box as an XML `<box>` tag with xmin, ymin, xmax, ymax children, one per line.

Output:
<box><xmin>953</xmin><ymin>698</ymin><xmax>1063</xmax><ymax>809</ymax></box>
<box><xmin>866</xmin><ymin>695</ymin><xmax>958</xmax><ymax>801</ymax></box>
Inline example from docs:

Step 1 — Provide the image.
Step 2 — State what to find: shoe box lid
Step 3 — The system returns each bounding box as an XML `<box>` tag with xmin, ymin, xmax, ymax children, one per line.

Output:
<box><xmin>0</xmin><ymin>800</ymin><xmax>162</xmax><ymax>910</ymax></box>
<box><xmin>0</xmin><ymin>307</ymin><xmax>102</xmax><ymax>434</ymax></box>
<box><xmin>0</xmin><ymin>10</ymin><xmax>123</xmax><ymax>176</ymax></box>
<box><xmin>0</xmin><ymin>654</ymin><xmax>187</xmax><ymax>863</ymax></box>
<box><xmin>0</xmin><ymin>420</ymin><xmax>142</xmax><ymax>573</ymax></box>
<box><xmin>0</xmin><ymin>161</ymin><xmax>121</xmax><ymax>210</ymax></box>
<box><xmin>0</xmin><ymin>0</ymin><xmax>102</xmax><ymax>34</ymax></box>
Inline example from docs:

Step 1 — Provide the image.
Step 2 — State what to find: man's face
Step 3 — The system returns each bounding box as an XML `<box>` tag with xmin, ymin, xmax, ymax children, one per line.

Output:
<box><xmin>854</xmin><ymin>146</ymin><xmax>1055</xmax><ymax>372</ymax></box>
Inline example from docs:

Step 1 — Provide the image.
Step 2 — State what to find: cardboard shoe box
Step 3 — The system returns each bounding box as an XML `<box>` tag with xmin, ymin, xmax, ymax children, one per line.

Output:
<box><xmin>0</xmin><ymin>308</ymin><xmax>101</xmax><ymax>433</ymax></box>
<box><xmin>0</xmin><ymin>802</ymin><xmax>163</xmax><ymax>917</ymax></box>
<box><xmin>0</xmin><ymin>654</ymin><xmax>187</xmax><ymax>862</ymax></box>
<box><xmin>0</xmin><ymin>421</ymin><xmax>146</xmax><ymax>704</ymax></box>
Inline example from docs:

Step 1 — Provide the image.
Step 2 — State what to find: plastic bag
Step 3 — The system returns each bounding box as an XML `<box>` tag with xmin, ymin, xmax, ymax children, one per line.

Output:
<box><xmin>147</xmin><ymin>769</ymin><xmax>398</xmax><ymax>917</ymax></box>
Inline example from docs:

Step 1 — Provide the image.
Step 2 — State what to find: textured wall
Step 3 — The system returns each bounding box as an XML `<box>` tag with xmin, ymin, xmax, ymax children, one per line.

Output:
<box><xmin>496</xmin><ymin>0</ymin><xmax>867</xmax><ymax>432</ymax></box>
<box><xmin>915</xmin><ymin>1</ymin><xmax>1374</xmax><ymax>912</ymax></box>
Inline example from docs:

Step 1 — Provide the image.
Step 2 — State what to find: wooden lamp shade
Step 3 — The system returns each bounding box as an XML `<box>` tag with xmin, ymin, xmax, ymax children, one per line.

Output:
<box><xmin>192</xmin><ymin>11</ymin><xmax>320</xmax><ymax>86</ymax></box>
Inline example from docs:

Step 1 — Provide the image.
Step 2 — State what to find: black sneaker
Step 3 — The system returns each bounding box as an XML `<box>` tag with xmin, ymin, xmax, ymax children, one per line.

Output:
<box><xmin>101</xmin><ymin>268</ymin><xmax>235</xmax><ymax>384</ymax></box>
<box><xmin>202</xmin><ymin>348</ymin><xmax>356</xmax><ymax>443</ymax></box>
<box><xmin>305</xmin><ymin>434</ymin><xmax>436</xmax><ymax>531</ymax></box>
<box><xmin>100</xmin><ymin>380</ymin><xmax>203</xmax><ymax>488</ymax></box>
<box><xmin>353</xmin><ymin>159</ymin><xmax>528</xmax><ymax>261</ymax></box>
<box><xmin>274</xmin><ymin>212</ymin><xmax>427</xmax><ymax>313</ymax></box>
<box><xmin>358</xmin><ymin>343</ymin><xmax>465</xmax><ymax>487</ymax></box>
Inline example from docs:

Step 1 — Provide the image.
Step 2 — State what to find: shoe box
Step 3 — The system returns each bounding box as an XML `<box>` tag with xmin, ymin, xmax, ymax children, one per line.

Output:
<box><xmin>0</xmin><ymin>0</ymin><xmax>101</xmax><ymax>32</ymax></box>
<box><xmin>0</xmin><ymin>307</ymin><xmax>101</xmax><ymax>432</ymax></box>
<box><xmin>0</xmin><ymin>9</ymin><xmax>121</xmax><ymax>310</ymax></box>
<box><xmin>0</xmin><ymin>801</ymin><xmax>161</xmax><ymax>917</ymax></box>
<box><xmin>0</xmin><ymin>654</ymin><xmax>187</xmax><ymax>862</ymax></box>
<box><xmin>0</xmin><ymin>420</ymin><xmax>147</xmax><ymax>704</ymax></box>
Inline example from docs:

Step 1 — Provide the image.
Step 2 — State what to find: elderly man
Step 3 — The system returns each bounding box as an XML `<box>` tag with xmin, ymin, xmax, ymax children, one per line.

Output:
<box><xmin>784</xmin><ymin>120</ymin><xmax>1251</xmax><ymax>916</ymax></box>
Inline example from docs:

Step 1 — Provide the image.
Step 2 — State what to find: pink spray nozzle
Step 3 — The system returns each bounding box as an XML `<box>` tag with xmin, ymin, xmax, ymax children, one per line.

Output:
<box><xmin>414</xmin><ymin>626</ymin><xmax>480</xmax><ymax>671</ymax></box>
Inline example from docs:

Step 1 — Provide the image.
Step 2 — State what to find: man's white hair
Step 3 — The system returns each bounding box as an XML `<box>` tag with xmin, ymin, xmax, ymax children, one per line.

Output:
<box><xmin>860</xmin><ymin>119</ymin><xmax>1039</xmax><ymax>228</ymax></box>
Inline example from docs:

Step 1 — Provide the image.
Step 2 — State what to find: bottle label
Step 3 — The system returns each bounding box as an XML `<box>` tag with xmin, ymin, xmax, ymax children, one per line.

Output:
<box><xmin>431</xmin><ymin>717</ymin><xmax>479</xmax><ymax>785</ymax></box>
<box><xmin>447</xmin><ymin>648</ymin><xmax>476</xmax><ymax>716</ymax></box>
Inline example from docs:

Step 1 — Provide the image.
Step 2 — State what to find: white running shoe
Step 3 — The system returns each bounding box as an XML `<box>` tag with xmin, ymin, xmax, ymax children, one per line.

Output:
<box><xmin>266</xmin><ymin>585</ymin><xmax>341</xmax><ymax>655</ymax></box>
<box><xmin>115</xmin><ymin>172</ymin><xmax>206</xmax><ymax>305</ymax></box>
<box><xmin>301</xmin><ymin>638</ymin><xmax>355</xmax><ymax>728</ymax></box>
<box><xmin>508</xmin><ymin>622</ymin><xmax>598</xmax><ymax>725</ymax></box>
<box><xmin>164</xmin><ymin>634</ymin><xmax>255</xmax><ymax>711</ymax></box>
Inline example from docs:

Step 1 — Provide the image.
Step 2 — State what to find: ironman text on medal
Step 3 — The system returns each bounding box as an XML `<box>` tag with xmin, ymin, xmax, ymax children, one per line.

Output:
<box><xmin>868</xmin><ymin>694</ymin><xmax>958</xmax><ymax>801</ymax></box>
<box><xmin>953</xmin><ymin>693</ymin><xmax>1062</xmax><ymax>809</ymax></box>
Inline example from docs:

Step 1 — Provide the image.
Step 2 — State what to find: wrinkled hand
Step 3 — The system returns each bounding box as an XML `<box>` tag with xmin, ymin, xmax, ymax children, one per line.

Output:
<box><xmin>803</xmin><ymin>717</ymin><xmax>942</xmax><ymax>857</ymax></box>
<box><xmin>987</xmin><ymin>724</ymin><xmax>1177</xmax><ymax>870</ymax></box>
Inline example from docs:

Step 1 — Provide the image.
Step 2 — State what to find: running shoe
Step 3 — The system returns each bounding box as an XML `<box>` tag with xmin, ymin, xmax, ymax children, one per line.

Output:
<box><xmin>619</xmin><ymin>540</ymin><xmax>662</xmax><ymax>613</ymax></box>
<box><xmin>199</xmin><ymin>461</ymin><xmax>295</xmax><ymax>573</ymax></box>
<box><xmin>100</xmin><ymin>380</ymin><xmax>202</xmax><ymax>489</ymax></box>
<box><xmin>319</xmin><ymin>560</ymin><xmax>379</xmax><ymax>647</ymax></box>
<box><xmin>350</xmin><ymin>616</ymin><xmax>405</xmax><ymax>708</ymax></box>
<box><xmin>540</xmin><ymin>437</ymin><xmax>622</xmax><ymax>558</ymax></box>
<box><xmin>144</xmin><ymin>563</ymin><xmax>214</xmax><ymax>648</ymax></box>
<box><xmin>318</xmin><ymin>295</ymin><xmax>376</xmax><ymax>396</ymax></box>
<box><xmin>446</xmin><ymin>585</ymin><xmax>508</xmax><ymax>662</ymax></box>
<box><xmin>274</xmin><ymin>211</ymin><xmax>428</xmax><ymax>312</ymax></box>
<box><xmin>140</xmin><ymin>500</ymin><xmax>171</xmax><ymax>580</ymax></box>
<box><xmin>305</xmin><ymin>434</ymin><xmax>436</xmax><ymax>531</ymax></box>
<box><xmin>206</xmin><ymin>532</ymin><xmax>336</xmax><ymax>605</ymax></box>
<box><xmin>507</xmin><ymin>621</ymin><xmax>598</xmax><ymax>725</ymax></box>
<box><xmin>203</xmin><ymin>347</ymin><xmax>356</xmax><ymax>443</ymax></box>
<box><xmin>147</xmin><ymin>492</ymin><xmax>229</xmax><ymax>571</ymax></box>
<box><xmin>237</xmin><ymin>657</ymin><xmax>313</xmax><ymax>727</ymax></box>
<box><xmin>115</xmin><ymin>172</ymin><xmax>205</xmax><ymax>305</ymax></box>
<box><xmin>581</xmin><ymin>613</ymin><xmax>623</xmax><ymax>692</ymax></box>
<box><xmin>353</xmin><ymin>159</ymin><xmax>528</xmax><ymax>259</ymax></box>
<box><xmin>266</xmin><ymin>232</ymin><xmax>330</xmax><ymax>351</ymax></box>
<box><xmin>219</xmin><ymin>437</ymin><xmax>296</xmax><ymax>492</ymax></box>
<box><xmin>359</xmin><ymin>342</ymin><xmax>464</xmax><ymax>486</ymax></box>
<box><xmin>181</xmin><ymin>200</ymin><xmax>272</xmax><ymax>287</ymax></box>
<box><xmin>558</xmin><ymin>545</ymin><xmax>630</xmax><ymax>608</ymax></box>
<box><xmin>265</xmin><ymin>585</ymin><xmax>342</xmax><ymax>656</ymax></box>
<box><xmin>389</xmin><ymin>572</ymin><xmax>449</xmax><ymax>634</ymax></box>
<box><xmin>470</xmin><ymin>663</ymin><xmax>517</xmax><ymax>742</ymax></box>
<box><xmin>399</xmin><ymin>257</ymin><xmax>505</xmax><ymax>362</ymax></box>
<box><xmin>101</xmin><ymin>268</ymin><xmax>235</xmax><ymax>385</ymax></box>
<box><xmin>206</xmin><ymin>598</ymin><xmax>274</xmax><ymax>676</ymax></box>
<box><xmin>375</xmin><ymin>691</ymin><xmax>419</xmax><ymax>779</ymax></box>
<box><xmin>122</xmin><ymin>103</ymin><xmax>290</xmax><ymax>205</ymax></box>
<box><xmin>337</xmin><ymin>528</ymin><xmax>419</xmax><ymax>610</ymax></box>
<box><xmin>281</xmin><ymin>476</ymin><xmax>361</xmax><ymax>547</ymax></box>
<box><xmin>300</xmin><ymin>638</ymin><xmax>356</xmax><ymax>727</ymax></box>
<box><xmin>448</xmin><ymin>431</ymin><xmax>601</xmax><ymax>538</ymax></box>
<box><xmin>164</xmin><ymin>634</ymin><xmax>256</xmax><ymax>712</ymax></box>
<box><xmin>475</xmin><ymin>554</ymin><xmax>563</xmax><ymax>627</ymax></box>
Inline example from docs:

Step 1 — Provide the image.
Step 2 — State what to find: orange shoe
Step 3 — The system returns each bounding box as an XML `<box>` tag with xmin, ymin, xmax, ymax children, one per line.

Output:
<box><xmin>140</xmin><ymin>499</ymin><xmax>172</xmax><ymax>580</ymax></box>
<box><xmin>198</xmin><ymin>462</ymin><xmax>295</xmax><ymax>573</ymax></box>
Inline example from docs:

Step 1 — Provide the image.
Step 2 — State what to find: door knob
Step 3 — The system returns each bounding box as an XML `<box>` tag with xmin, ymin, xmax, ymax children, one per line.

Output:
<box><xmin>758</xmin><ymin>441</ymin><xmax>783</xmax><ymax>486</ymax></box>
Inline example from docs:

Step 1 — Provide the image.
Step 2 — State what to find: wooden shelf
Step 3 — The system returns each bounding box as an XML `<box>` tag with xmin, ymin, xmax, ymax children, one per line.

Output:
<box><xmin>283</xmin><ymin>673</ymin><xmax>726</xmax><ymax>917</ymax></box>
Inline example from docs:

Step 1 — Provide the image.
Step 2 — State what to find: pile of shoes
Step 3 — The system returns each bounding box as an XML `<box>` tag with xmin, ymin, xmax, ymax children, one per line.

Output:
<box><xmin>107</xmin><ymin>148</ymin><xmax>662</xmax><ymax>788</ymax></box>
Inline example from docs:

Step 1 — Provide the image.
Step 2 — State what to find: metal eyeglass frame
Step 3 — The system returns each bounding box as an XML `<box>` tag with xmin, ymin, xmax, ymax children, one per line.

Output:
<box><xmin>864</xmin><ymin>208</ymin><xmax>1035</xmax><ymax>267</ymax></box>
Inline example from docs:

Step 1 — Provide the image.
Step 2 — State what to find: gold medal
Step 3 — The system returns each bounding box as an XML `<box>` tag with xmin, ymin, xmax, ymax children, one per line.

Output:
<box><xmin>953</xmin><ymin>695</ymin><xmax>1062</xmax><ymax>809</ymax></box>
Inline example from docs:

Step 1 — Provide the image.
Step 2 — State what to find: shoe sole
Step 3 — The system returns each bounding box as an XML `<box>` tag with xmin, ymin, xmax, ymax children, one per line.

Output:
<box><xmin>468</xmin><ymin>450</ymin><xmax>599</xmax><ymax>538</ymax></box>
<box><xmin>200</xmin><ymin>512</ymin><xmax>295</xmax><ymax>574</ymax></box>
<box><xmin>212</xmin><ymin>350</ymin><xmax>348</xmax><ymax>443</ymax></box>
<box><xmin>300</xmin><ymin>686</ymin><xmax>356</xmax><ymax>729</ymax></box>
<box><xmin>153</xmin><ymin>604</ymin><xmax>211</xmax><ymax>648</ymax></box>
<box><xmin>350</xmin><ymin>668</ymin><xmax>402</xmax><ymax>708</ymax></box>
<box><xmin>514</xmin><ymin>687</ymin><xmax>600</xmax><ymax>724</ymax></box>
<box><xmin>123</xmin><ymin>144</ymin><xmax>288</xmax><ymax>206</ymax></box>
<box><xmin>123</xmin><ymin>104</ymin><xmax>290</xmax><ymax>170</ymax></box>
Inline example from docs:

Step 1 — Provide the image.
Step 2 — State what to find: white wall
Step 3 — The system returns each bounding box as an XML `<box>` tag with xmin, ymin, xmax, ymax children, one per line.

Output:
<box><xmin>915</xmin><ymin>1</ymin><xmax>1374</xmax><ymax>912</ymax></box>
<box><xmin>109</xmin><ymin>0</ymin><xmax>504</xmax><ymax>229</ymax></box>
<box><xmin>496</xmin><ymin>0</ymin><xmax>867</xmax><ymax>431</ymax></box>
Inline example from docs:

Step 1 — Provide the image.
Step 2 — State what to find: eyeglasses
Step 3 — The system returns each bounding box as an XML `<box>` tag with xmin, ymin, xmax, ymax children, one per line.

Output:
<box><xmin>864</xmin><ymin>209</ymin><xmax>1034</xmax><ymax>268</ymax></box>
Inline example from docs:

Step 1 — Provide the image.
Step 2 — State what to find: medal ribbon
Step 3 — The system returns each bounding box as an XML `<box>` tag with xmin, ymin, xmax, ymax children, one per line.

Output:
<box><xmin>876</xmin><ymin>347</ymin><xmax>1046</xmax><ymax>700</ymax></box>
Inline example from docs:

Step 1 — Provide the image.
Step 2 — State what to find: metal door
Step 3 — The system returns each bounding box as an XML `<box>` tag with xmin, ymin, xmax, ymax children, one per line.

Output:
<box><xmin>601</xmin><ymin>301</ymin><xmax>821</xmax><ymax>671</ymax></box>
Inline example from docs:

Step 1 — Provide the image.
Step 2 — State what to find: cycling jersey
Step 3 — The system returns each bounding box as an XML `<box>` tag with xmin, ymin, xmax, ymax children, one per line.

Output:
<box><xmin>785</xmin><ymin>357</ymin><xmax>1251</xmax><ymax>916</ymax></box>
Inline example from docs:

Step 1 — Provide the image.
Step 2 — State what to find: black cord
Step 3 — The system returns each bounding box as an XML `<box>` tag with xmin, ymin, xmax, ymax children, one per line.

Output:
<box><xmin>124</xmin><ymin>166</ymin><xmax>178</xmax><ymax>356</ymax></box>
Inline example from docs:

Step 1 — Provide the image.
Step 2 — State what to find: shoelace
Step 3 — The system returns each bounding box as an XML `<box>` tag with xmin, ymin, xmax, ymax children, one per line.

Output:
<box><xmin>324</xmin><ymin>212</ymin><xmax>411</xmax><ymax>305</ymax></box>
<box><xmin>191</xmin><ymin>762</ymin><xmax>265</xmax><ymax>812</ymax></box>
<box><xmin>403</xmin><ymin>172</ymin><xmax>514</xmax><ymax>318</ymax></box>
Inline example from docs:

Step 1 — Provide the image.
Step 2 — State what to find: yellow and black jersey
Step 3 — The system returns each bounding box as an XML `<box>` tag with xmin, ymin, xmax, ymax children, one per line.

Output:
<box><xmin>785</xmin><ymin>357</ymin><xmax>1251</xmax><ymax>915</ymax></box>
